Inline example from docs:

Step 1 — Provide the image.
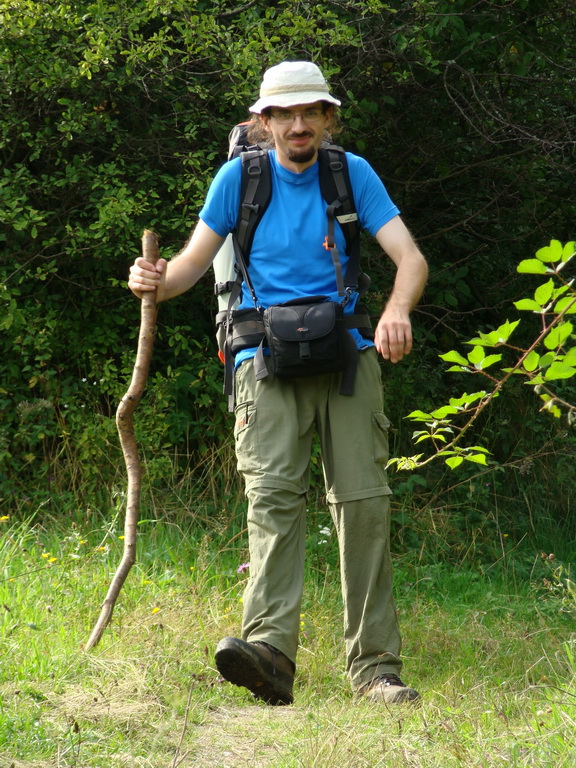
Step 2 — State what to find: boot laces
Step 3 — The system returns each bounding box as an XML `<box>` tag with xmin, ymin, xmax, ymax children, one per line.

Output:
<box><xmin>373</xmin><ymin>673</ymin><xmax>405</xmax><ymax>688</ymax></box>
<box><xmin>253</xmin><ymin>641</ymin><xmax>282</xmax><ymax>675</ymax></box>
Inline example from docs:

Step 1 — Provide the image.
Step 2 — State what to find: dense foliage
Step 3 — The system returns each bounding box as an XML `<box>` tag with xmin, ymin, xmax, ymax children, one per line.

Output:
<box><xmin>1</xmin><ymin>0</ymin><xmax>575</xmax><ymax>551</ymax></box>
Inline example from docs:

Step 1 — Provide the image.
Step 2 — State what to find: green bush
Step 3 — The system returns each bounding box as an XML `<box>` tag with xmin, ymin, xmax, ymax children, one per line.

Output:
<box><xmin>1</xmin><ymin>1</ymin><xmax>575</xmax><ymax>548</ymax></box>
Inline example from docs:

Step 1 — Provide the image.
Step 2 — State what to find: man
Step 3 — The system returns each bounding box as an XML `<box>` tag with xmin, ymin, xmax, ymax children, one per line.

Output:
<box><xmin>128</xmin><ymin>61</ymin><xmax>428</xmax><ymax>705</ymax></box>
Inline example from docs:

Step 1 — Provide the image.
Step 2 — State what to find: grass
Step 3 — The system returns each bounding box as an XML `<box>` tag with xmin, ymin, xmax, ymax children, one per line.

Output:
<box><xmin>0</xmin><ymin>503</ymin><xmax>575</xmax><ymax>768</ymax></box>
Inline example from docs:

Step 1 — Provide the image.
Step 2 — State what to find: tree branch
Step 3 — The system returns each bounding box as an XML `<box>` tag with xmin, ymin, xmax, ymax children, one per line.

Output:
<box><xmin>85</xmin><ymin>230</ymin><xmax>159</xmax><ymax>651</ymax></box>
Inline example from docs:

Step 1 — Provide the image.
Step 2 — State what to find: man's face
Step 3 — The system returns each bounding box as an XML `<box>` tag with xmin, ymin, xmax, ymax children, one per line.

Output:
<box><xmin>261</xmin><ymin>101</ymin><xmax>333</xmax><ymax>173</ymax></box>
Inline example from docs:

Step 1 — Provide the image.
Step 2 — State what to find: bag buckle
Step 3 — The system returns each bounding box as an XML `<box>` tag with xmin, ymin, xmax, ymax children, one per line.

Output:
<box><xmin>323</xmin><ymin>235</ymin><xmax>335</xmax><ymax>251</ymax></box>
<box><xmin>297</xmin><ymin>326</ymin><xmax>311</xmax><ymax>359</ymax></box>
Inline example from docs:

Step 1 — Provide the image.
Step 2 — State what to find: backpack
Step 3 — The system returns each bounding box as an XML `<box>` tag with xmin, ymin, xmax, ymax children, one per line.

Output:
<box><xmin>212</xmin><ymin>123</ymin><xmax>259</xmax><ymax>316</ymax></box>
<box><xmin>212</xmin><ymin>123</ymin><xmax>373</xmax><ymax>409</ymax></box>
<box><xmin>213</xmin><ymin>123</ymin><xmax>364</xmax><ymax>314</ymax></box>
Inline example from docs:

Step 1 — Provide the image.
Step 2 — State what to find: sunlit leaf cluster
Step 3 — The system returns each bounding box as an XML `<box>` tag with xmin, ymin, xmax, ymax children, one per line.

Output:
<box><xmin>392</xmin><ymin>242</ymin><xmax>576</xmax><ymax>470</ymax></box>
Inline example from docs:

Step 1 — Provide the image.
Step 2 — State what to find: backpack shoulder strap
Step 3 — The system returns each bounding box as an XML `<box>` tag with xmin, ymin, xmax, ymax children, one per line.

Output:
<box><xmin>317</xmin><ymin>145</ymin><xmax>363</xmax><ymax>292</ymax></box>
<box><xmin>234</xmin><ymin>147</ymin><xmax>272</xmax><ymax>267</ymax></box>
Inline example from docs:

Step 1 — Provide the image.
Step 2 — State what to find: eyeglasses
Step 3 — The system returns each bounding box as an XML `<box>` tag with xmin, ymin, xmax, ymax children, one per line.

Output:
<box><xmin>269</xmin><ymin>108</ymin><xmax>325</xmax><ymax>125</ymax></box>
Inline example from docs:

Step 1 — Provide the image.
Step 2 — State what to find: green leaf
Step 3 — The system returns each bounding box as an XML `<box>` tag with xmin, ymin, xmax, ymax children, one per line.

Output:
<box><xmin>539</xmin><ymin>352</ymin><xmax>556</xmax><ymax>368</ymax></box>
<box><xmin>439</xmin><ymin>350</ymin><xmax>468</xmax><ymax>366</ymax></box>
<box><xmin>558</xmin><ymin>321</ymin><xmax>573</xmax><ymax>343</ymax></box>
<box><xmin>535</xmin><ymin>240</ymin><xmax>563</xmax><ymax>263</ymax></box>
<box><xmin>479</xmin><ymin>354</ymin><xmax>502</xmax><ymax>370</ymax></box>
<box><xmin>465</xmin><ymin>453</ymin><xmax>488</xmax><ymax>465</ymax></box>
<box><xmin>493</xmin><ymin>319</ymin><xmax>520</xmax><ymax>343</ymax></box>
<box><xmin>544</xmin><ymin>322</ymin><xmax>573</xmax><ymax>350</ymax></box>
<box><xmin>514</xmin><ymin>299</ymin><xmax>542</xmax><ymax>311</ymax></box>
<box><xmin>555</xmin><ymin>296</ymin><xmax>576</xmax><ymax>314</ymax></box>
<box><xmin>543</xmin><ymin>363</ymin><xmax>576</xmax><ymax>380</ymax></box>
<box><xmin>406</xmin><ymin>410</ymin><xmax>433</xmax><ymax>420</ymax></box>
<box><xmin>517</xmin><ymin>259</ymin><xmax>548</xmax><ymax>274</ymax></box>
<box><xmin>449</xmin><ymin>391</ymin><xmax>487</xmax><ymax>408</ymax></box>
<box><xmin>468</xmin><ymin>333</ymin><xmax>495</xmax><ymax>346</ymax></box>
<box><xmin>522</xmin><ymin>350</ymin><xmax>540</xmax><ymax>372</ymax></box>
<box><xmin>430</xmin><ymin>405</ymin><xmax>459</xmax><ymax>418</ymax></box>
<box><xmin>467</xmin><ymin>346</ymin><xmax>485</xmax><ymax>365</ymax></box>
<box><xmin>359</xmin><ymin>98</ymin><xmax>379</xmax><ymax>115</ymax></box>
<box><xmin>467</xmin><ymin>323</ymin><xmax>520</xmax><ymax>346</ymax></box>
<box><xmin>563</xmin><ymin>348</ymin><xmax>576</xmax><ymax>366</ymax></box>
<box><xmin>534</xmin><ymin>279</ymin><xmax>554</xmax><ymax>306</ymax></box>
<box><xmin>562</xmin><ymin>241</ymin><xmax>575</xmax><ymax>262</ymax></box>
<box><xmin>445</xmin><ymin>456</ymin><xmax>464</xmax><ymax>469</ymax></box>
<box><xmin>552</xmin><ymin>285</ymin><xmax>570</xmax><ymax>299</ymax></box>
<box><xmin>387</xmin><ymin>455</ymin><xmax>424</xmax><ymax>471</ymax></box>
<box><xmin>540</xmin><ymin>395</ymin><xmax>562</xmax><ymax>418</ymax></box>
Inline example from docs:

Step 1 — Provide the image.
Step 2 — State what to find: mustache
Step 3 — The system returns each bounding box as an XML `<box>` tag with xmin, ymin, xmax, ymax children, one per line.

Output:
<box><xmin>287</xmin><ymin>130</ymin><xmax>313</xmax><ymax>139</ymax></box>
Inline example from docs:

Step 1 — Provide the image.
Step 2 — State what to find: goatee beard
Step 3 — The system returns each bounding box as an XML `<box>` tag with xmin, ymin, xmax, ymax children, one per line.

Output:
<box><xmin>287</xmin><ymin>145</ymin><xmax>316</xmax><ymax>164</ymax></box>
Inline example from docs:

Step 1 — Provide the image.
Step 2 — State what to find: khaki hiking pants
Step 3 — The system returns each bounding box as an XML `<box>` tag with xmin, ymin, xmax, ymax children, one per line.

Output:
<box><xmin>233</xmin><ymin>348</ymin><xmax>402</xmax><ymax>690</ymax></box>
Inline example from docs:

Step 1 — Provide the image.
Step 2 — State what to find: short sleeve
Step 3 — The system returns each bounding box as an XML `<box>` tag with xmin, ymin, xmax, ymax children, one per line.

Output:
<box><xmin>346</xmin><ymin>153</ymin><xmax>400</xmax><ymax>236</ymax></box>
<box><xmin>198</xmin><ymin>157</ymin><xmax>242</xmax><ymax>237</ymax></box>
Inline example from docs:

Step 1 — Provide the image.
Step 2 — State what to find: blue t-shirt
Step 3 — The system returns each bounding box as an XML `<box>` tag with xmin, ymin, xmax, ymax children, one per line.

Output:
<box><xmin>200</xmin><ymin>150</ymin><xmax>400</xmax><ymax>363</ymax></box>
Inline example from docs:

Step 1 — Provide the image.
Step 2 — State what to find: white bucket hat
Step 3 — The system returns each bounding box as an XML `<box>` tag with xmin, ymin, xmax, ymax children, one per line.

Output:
<box><xmin>249</xmin><ymin>61</ymin><xmax>341</xmax><ymax>113</ymax></box>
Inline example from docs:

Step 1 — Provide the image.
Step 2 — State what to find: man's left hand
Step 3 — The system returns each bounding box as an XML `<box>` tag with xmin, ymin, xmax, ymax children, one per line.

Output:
<box><xmin>374</xmin><ymin>305</ymin><xmax>413</xmax><ymax>363</ymax></box>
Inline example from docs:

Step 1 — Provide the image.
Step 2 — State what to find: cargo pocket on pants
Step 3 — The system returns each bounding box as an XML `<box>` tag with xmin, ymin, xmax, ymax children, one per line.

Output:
<box><xmin>372</xmin><ymin>411</ymin><xmax>391</xmax><ymax>465</ymax></box>
<box><xmin>234</xmin><ymin>400</ymin><xmax>260</xmax><ymax>473</ymax></box>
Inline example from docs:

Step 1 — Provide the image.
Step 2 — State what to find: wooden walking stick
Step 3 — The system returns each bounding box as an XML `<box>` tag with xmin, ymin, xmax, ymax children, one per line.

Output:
<box><xmin>85</xmin><ymin>229</ymin><xmax>160</xmax><ymax>651</ymax></box>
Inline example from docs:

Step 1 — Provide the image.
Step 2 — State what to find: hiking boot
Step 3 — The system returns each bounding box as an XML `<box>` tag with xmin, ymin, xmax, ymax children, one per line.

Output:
<box><xmin>215</xmin><ymin>636</ymin><xmax>295</xmax><ymax>705</ymax></box>
<box><xmin>359</xmin><ymin>674</ymin><xmax>421</xmax><ymax>705</ymax></box>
